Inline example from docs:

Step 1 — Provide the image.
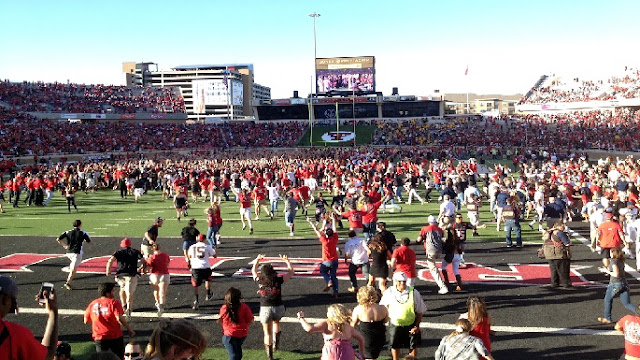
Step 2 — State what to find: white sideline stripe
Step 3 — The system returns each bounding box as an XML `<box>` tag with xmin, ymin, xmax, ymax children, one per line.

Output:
<box><xmin>17</xmin><ymin>307</ymin><xmax>618</xmax><ymax>336</ymax></box>
<box><xmin>566</xmin><ymin>228</ymin><xmax>640</xmax><ymax>281</ymax></box>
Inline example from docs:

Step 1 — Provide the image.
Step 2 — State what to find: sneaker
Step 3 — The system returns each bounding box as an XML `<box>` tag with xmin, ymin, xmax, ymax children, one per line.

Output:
<box><xmin>398</xmin><ymin>206</ymin><xmax>403</xmax><ymax>213</ymax></box>
<box><xmin>255</xmin><ymin>216</ymin><xmax>260</xmax><ymax>221</ymax></box>
<box><xmin>63</xmin><ymin>283</ymin><xmax>72</xmax><ymax>290</ymax></box>
<box><xmin>290</xmin><ymin>231</ymin><xmax>294</xmax><ymax>236</ymax></box>
<box><xmin>205</xmin><ymin>293</ymin><xmax>214</xmax><ymax>301</ymax></box>
<box><xmin>270</xmin><ymin>214</ymin><xmax>274</xmax><ymax>220</ymax></box>
<box><xmin>125</xmin><ymin>308</ymin><xmax>132</xmax><ymax>320</ymax></box>
<box><xmin>242</xmin><ymin>224</ymin><xmax>246</xmax><ymax>231</ymax></box>
<box><xmin>249</xmin><ymin>228</ymin><xmax>254</xmax><ymax>235</ymax></box>
<box><xmin>323</xmin><ymin>283</ymin><xmax>332</xmax><ymax>292</ymax></box>
<box><xmin>528</xmin><ymin>223</ymin><xmax>534</xmax><ymax>230</ymax></box>
<box><xmin>472</xmin><ymin>231</ymin><xmax>479</xmax><ymax>236</ymax></box>
<box><xmin>516</xmin><ymin>244</ymin><xmax>523</xmax><ymax>248</ymax></box>
<box><xmin>192</xmin><ymin>301</ymin><xmax>199</xmax><ymax>310</ymax></box>
<box><xmin>438</xmin><ymin>287</ymin><xmax>449</xmax><ymax>294</ymax></box>
<box><xmin>347</xmin><ymin>287</ymin><xmax>357</xmax><ymax>293</ymax></box>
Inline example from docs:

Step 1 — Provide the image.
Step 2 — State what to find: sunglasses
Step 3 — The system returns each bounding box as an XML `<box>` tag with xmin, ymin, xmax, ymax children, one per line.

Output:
<box><xmin>124</xmin><ymin>353</ymin><xmax>140</xmax><ymax>357</ymax></box>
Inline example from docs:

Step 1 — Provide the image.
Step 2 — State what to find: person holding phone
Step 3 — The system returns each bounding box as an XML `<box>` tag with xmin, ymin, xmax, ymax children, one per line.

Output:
<box><xmin>0</xmin><ymin>275</ymin><xmax>59</xmax><ymax>360</ymax></box>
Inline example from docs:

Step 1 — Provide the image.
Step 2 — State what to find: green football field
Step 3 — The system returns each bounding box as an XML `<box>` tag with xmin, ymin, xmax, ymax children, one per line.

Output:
<box><xmin>0</xmin><ymin>188</ymin><xmax>543</xmax><ymax>246</ymax></box>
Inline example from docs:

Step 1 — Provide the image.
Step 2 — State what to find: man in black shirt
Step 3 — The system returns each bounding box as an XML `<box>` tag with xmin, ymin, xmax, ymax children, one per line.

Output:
<box><xmin>331</xmin><ymin>191</ymin><xmax>346</xmax><ymax>229</ymax></box>
<box><xmin>56</xmin><ymin>219</ymin><xmax>91</xmax><ymax>290</ymax></box>
<box><xmin>106</xmin><ymin>238</ymin><xmax>145</xmax><ymax>319</ymax></box>
<box><xmin>181</xmin><ymin>218</ymin><xmax>201</xmax><ymax>262</ymax></box>
<box><xmin>142</xmin><ymin>217</ymin><xmax>163</xmax><ymax>259</ymax></box>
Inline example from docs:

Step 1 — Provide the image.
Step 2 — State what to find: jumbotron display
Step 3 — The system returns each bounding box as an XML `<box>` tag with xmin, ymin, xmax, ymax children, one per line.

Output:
<box><xmin>316</xmin><ymin>56</ymin><xmax>375</xmax><ymax>93</ymax></box>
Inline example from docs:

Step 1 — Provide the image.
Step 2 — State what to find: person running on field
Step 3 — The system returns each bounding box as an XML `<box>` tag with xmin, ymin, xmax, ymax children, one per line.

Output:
<box><xmin>187</xmin><ymin>234</ymin><xmax>217</xmax><ymax>310</ymax></box>
<box><xmin>142</xmin><ymin>217</ymin><xmax>163</xmax><ymax>259</ymax></box>
<box><xmin>142</xmin><ymin>243</ymin><xmax>171</xmax><ymax>317</ymax></box>
<box><xmin>56</xmin><ymin>219</ymin><xmax>91</xmax><ymax>290</ymax></box>
<box><xmin>252</xmin><ymin>254</ymin><xmax>294</xmax><ymax>360</ymax></box>
<box><xmin>181</xmin><ymin>219</ymin><xmax>200</xmax><ymax>263</ymax></box>
<box><xmin>106</xmin><ymin>238</ymin><xmax>145</xmax><ymax>320</ymax></box>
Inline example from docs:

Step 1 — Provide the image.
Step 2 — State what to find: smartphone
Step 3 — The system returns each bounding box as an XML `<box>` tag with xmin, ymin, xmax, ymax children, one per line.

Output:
<box><xmin>38</xmin><ymin>282</ymin><xmax>54</xmax><ymax>303</ymax></box>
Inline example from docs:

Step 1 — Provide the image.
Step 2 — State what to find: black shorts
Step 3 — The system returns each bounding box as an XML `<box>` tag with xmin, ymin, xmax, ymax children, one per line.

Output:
<box><xmin>388</xmin><ymin>324</ymin><xmax>421</xmax><ymax>350</ymax></box>
<box><xmin>191</xmin><ymin>268</ymin><xmax>213</xmax><ymax>287</ymax></box>
<box><xmin>602</xmin><ymin>248</ymin><xmax>614</xmax><ymax>259</ymax></box>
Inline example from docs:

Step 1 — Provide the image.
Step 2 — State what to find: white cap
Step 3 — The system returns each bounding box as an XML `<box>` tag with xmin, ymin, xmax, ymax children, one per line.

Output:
<box><xmin>428</xmin><ymin>215</ymin><xmax>437</xmax><ymax>224</ymax></box>
<box><xmin>393</xmin><ymin>272</ymin><xmax>408</xmax><ymax>282</ymax></box>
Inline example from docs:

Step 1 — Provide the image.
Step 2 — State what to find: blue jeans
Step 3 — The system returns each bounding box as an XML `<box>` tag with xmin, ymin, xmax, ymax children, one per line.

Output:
<box><xmin>320</xmin><ymin>260</ymin><xmax>339</xmax><ymax>294</ymax></box>
<box><xmin>207</xmin><ymin>225</ymin><xmax>221</xmax><ymax>247</ymax></box>
<box><xmin>222</xmin><ymin>335</ymin><xmax>246</xmax><ymax>360</ymax></box>
<box><xmin>270</xmin><ymin>199</ymin><xmax>279</xmax><ymax>213</ymax></box>
<box><xmin>604</xmin><ymin>282</ymin><xmax>637</xmax><ymax>321</ymax></box>
<box><xmin>505</xmin><ymin>219</ymin><xmax>522</xmax><ymax>246</ymax></box>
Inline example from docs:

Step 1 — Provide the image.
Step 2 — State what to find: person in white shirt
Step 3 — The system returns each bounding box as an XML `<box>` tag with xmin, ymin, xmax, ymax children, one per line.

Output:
<box><xmin>266</xmin><ymin>181</ymin><xmax>281</xmax><ymax>215</ymax></box>
<box><xmin>438</xmin><ymin>195</ymin><xmax>456</xmax><ymax>226</ymax></box>
<box><xmin>187</xmin><ymin>234</ymin><xmax>217</xmax><ymax>310</ymax></box>
<box><xmin>344</xmin><ymin>230</ymin><xmax>370</xmax><ymax>293</ymax></box>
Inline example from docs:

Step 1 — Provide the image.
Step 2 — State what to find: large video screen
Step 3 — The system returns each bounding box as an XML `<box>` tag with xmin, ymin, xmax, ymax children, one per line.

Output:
<box><xmin>316</xmin><ymin>56</ymin><xmax>375</xmax><ymax>93</ymax></box>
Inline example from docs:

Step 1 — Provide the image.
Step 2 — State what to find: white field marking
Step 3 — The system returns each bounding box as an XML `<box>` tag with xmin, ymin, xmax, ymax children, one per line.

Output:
<box><xmin>566</xmin><ymin>227</ymin><xmax>640</xmax><ymax>281</ymax></box>
<box><xmin>17</xmin><ymin>307</ymin><xmax>618</xmax><ymax>336</ymax></box>
<box><xmin>92</xmin><ymin>228</ymin><xmax>107</xmax><ymax>230</ymax></box>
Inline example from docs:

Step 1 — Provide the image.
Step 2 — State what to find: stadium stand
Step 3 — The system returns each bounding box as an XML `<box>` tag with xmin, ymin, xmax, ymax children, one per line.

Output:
<box><xmin>0</xmin><ymin>81</ymin><xmax>186</xmax><ymax>114</ymax></box>
<box><xmin>520</xmin><ymin>69</ymin><xmax>640</xmax><ymax>104</ymax></box>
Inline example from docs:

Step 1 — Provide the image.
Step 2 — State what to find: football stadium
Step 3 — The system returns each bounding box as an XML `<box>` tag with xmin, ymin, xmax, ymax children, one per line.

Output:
<box><xmin>2</xmin><ymin>2</ymin><xmax>640</xmax><ymax>360</ymax></box>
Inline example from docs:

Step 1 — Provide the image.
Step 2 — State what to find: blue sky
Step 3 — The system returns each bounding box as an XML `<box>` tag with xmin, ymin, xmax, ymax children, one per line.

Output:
<box><xmin>1</xmin><ymin>0</ymin><xmax>639</xmax><ymax>98</ymax></box>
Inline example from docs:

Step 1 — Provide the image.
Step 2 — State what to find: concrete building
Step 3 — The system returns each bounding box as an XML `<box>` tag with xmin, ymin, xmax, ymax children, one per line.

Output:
<box><xmin>444</xmin><ymin>93</ymin><xmax>521</xmax><ymax>116</ymax></box>
<box><xmin>122</xmin><ymin>62</ymin><xmax>271</xmax><ymax>120</ymax></box>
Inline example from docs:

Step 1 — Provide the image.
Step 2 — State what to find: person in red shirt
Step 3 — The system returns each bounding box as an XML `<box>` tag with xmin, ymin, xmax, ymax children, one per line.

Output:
<box><xmin>597</xmin><ymin>212</ymin><xmax>626</xmax><ymax>267</ymax></box>
<box><xmin>12</xmin><ymin>173</ymin><xmax>23</xmax><ymax>208</ymax></box>
<box><xmin>616</xmin><ymin>313</ymin><xmax>640</xmax><ymax>360</ymax></box>
<box><xmin>0</xmin><ymin>275</ymin><xmax>58</xmax><ymax>360</ymax></box>
<box><xmin>234</xmin><ymin>187</ymin><xmax>254</xmax><ymax>235</ymax></box>
<box><xmin>143</xmin><ymin>243</ymin><xmax>171</xmax><ymax>317</ymax></box>
<box><xmin>84</xmin><ymin>282</ymin><xmax>135</xmax><ymax>358</ymax></box>
<box><xmin>218</xmin><ymin>287</ymin><xmax>254</xmax><ymax>360</ymax></box>
<box><xmin>253</xmin><ymin>184</ymin><xmax>273</xmax><ymax>220</ymax></box>
<box><xmin>307</xmin><ymin>215</ymin><xmax>339</xmax><ymax>298</ymax></box>
<box><xmin>391</xmin><ymin>238</ymin><xmax>417</xmax><ymax>287</ymax></box>
<box><xmin>362</xmin><ymin>195</ymin><xmax>388</xmax><ymax>240</ymax></box>
<box><xmin>339</xmin><ymin>205</ymin><xmax>366</xmax><ymax>236</ymax></box>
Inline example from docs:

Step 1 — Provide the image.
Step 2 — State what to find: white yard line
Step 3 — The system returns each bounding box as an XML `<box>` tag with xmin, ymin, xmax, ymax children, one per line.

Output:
<box><xmin>18</xmin><ymin>307</ymin><xmax>618</xmax><ymax>336</ymax></box>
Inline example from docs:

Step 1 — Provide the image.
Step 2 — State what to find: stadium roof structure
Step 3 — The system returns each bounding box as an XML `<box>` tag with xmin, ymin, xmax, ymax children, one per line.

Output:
<box><xmin>171</xmin><ymin>64</ymin><xmax>254</xmax><ymax>72</ymax></box>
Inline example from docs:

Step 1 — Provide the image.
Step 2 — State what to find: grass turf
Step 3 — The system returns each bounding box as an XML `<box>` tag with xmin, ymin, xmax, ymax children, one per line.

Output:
<box><xmin>0</xmin><ymin>188</ymin><xmax>546</xmax><ymax>246</ymax></box>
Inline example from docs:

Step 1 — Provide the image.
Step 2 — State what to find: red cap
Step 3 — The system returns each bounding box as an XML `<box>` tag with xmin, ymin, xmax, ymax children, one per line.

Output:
<box><xmin>197</xmin><ymin>234</ymin><xmax>206</xmax><ymax>241</ymax></box>
<box><xmin>605</xmin><ymin>213</ymin><xmax>614</xmax><ymax>219</ymax></box>
<box><xmin>120</xmin><ymin>238</ymin><xmax>132</xmax><ymax>248</ymax></box>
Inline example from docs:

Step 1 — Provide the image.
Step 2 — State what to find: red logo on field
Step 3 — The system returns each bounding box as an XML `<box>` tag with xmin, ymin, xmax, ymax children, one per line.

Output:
<box><xmin>67</xmin><ymin>256</ymin><xmax>247</xmax><ymax>277</ymax></box>
<box><xmin>0</xmin><ymin>254</ymin><xmax>63</xmax><ymax>272</ymax></box>
<box><xmin>417</xmin><ymin>261</ymin><xmax>595</xmax><ymax>286</ymax></box>
<box><xmin>321</xmin><ymin>131</ymin><xmax>355</xmax><ymax>143</ymax></box>
<box><xmin>233</xmin><ymin>257</ymin><xmax>365</xmax><ymax>280</ymax></box>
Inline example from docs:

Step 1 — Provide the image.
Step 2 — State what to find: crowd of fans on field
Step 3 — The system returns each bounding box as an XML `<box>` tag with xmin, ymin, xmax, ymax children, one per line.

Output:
<box><xmin>0</xmin><ymin>81</ymin><xmax>186</xmax><ymax>114</ymax></box>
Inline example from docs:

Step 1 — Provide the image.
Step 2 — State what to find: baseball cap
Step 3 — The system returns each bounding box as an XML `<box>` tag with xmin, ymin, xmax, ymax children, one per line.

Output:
<box><xmin>393</xmin><ymin>272</ymin><xmax>408</xmax><ymax>282</ymax></box>
<box><xmin>156</xmin><ymin>217</ymin><xmax>164</xmax><ymax>222</ymax></box>
<box><xmin>428</xmin><ymin>215</ymin><xmax>437</xmax><ymax>224</ymax></box>
<box><xmin>0</xmin><ymin>276</ymin><xmax>18</xmax><ymax>313</ymax></box>
<box><xmin>605</xmin><ymin>212</ymin><xmax>614</xmax><ymax>219</ymax></box>
<box><xmin>56</xmin><ymin>342</ymin><xmax>72</xmax><ymax>357</ymax></box>
<box><xmin>120</xmin><ymin>237</ymin><xmax>132</xmax><ymax>248</ymax></box>
<box><xmin>197</xmin><ymin>234</ymin><xmax>206</xmax><ymax>241</ymax></box>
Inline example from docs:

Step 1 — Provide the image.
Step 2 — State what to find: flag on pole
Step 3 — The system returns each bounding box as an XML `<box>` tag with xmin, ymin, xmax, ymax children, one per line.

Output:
<box><xmin>465</xmin><ymin>66</ymin><xmax>469</xmax><ymax>76</ymax></box>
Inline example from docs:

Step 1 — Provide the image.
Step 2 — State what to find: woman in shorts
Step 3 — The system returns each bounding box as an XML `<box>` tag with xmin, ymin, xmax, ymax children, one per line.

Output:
<box><xmin>251</xmin><ymin>254</ymin><xmax>294</xmax><ymax>360</ymax></box>
<box><xmin>144</xmin><ymin>243</ymin><xmax>171</xmax><ymax>317</ymax></box>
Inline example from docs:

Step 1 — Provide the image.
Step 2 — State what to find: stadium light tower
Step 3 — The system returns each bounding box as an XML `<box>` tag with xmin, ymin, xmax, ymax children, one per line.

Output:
<box><xmin>308</xmin><ymin>12</ymin><xmax>320</xmax><ymax>147</ymax></box>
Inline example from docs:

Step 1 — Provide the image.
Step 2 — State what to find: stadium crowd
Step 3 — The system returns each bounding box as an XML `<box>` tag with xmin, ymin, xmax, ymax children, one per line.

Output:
<box><xmin>0</xmin><ymin>121</ymin><xmax>307</xmax><ymax>156</ymax></box>
<box><xmin>0</xmin><ymin>81</ymin><xmax>186</xmax><ymax>114</ymax></box>
<box><xmin>520</xmin><ymin>69</ymin><xmax>640</xmax><ymax>104</ymax></box>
